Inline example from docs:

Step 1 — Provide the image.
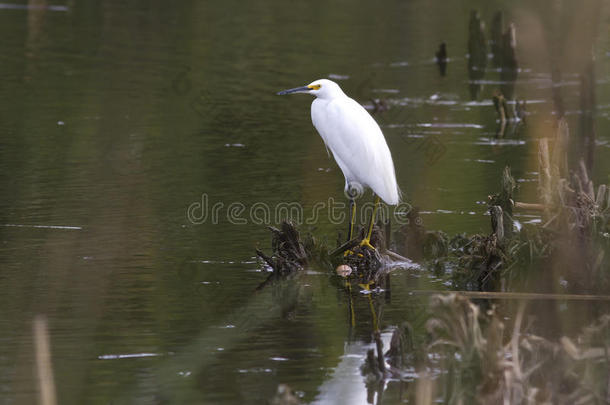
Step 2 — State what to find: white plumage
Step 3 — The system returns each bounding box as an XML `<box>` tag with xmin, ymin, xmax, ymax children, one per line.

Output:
<box><xmin>278</xmin><ymin>79</ymin><xmax>399</xmax><ymax>205</ymax></box>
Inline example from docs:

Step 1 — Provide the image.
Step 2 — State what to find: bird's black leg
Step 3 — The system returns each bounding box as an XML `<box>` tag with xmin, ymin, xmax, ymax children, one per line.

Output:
<box><xmin>346</xmin><ymin>197</ymin><xmax>356</xmax><ymax>242</ymax></box>
<box><xmin>344</xmin><ymin>187</ymin><xmax>358</xmax><ymax>257</ymax></box>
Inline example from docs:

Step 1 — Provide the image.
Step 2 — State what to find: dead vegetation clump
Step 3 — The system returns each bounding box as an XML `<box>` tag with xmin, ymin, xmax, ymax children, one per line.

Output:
<box><xmin>360</xmin><ymin>293</ymin><xmax>610</xmax><ymax>404</ymax></box>
<box><xmin>257</xmin><ymin>219</ymin><xmax>408</xmax><ymax>291</ymax></box>
<box><xmin>426</xmin><ymin>293</ymin><xmax>610</xmax><ymax>404</ymax></box>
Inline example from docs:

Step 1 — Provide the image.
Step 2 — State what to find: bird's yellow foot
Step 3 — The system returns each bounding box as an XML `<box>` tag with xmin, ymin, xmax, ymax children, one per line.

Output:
<box><xmin>359</xmin><ymin>238</ymin><xmax>376</xmax><ymax>251</ymax></box>
<box><xmin>344</xmin><ymin>249</ymin><xmax>364</xmax><ymax>258</ymax></box>
<box><xmin>358</xmin><ymin>281</ymin><xmax>375</xmax><ymax>291</ymax></box>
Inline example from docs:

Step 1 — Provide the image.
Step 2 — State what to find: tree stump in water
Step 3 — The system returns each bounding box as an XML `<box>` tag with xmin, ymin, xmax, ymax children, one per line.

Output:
<box><xmin>340</xmin><ymin>226</ymin><xmax>384</xmax><ymax>285</ymax></box>
<box><xmin>257</xmin><ymin>221</ymin><xmax>394</xmax><ymax>289</ymax></box>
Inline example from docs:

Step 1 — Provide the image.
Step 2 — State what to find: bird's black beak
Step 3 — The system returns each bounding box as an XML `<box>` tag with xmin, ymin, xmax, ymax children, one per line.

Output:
<box><xmin>277</xmin><ymin>86</ymin><xmax>310</xmax><ymax>95</ymax></box>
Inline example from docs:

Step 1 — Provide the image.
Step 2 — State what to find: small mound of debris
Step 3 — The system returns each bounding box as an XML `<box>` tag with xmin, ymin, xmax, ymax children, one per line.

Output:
<box><xmin>256</xmin><ymin>221</ymin><xmax>307</xmax><ymax>288</ymax></box>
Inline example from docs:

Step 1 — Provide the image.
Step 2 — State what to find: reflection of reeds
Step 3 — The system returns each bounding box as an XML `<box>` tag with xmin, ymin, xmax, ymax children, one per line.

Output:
<box><xmin>352</xmin><ymin>292</ymin><xmax>610</xmax><ymax>404</ymax></box>
<box><xmin>467</xmin><ymin>10</ymin><xmax>487</xmax><ymax>100</ymax></box>
<box><xmin>490</xmin><ymin>11</ymin><xmax>504</xmax><ymax>68</ymax></box>
<box><xmin>421</xmin><ymin>293</ymin><xmax>610</xmax><ymax>404</ymax></box>
<box><xmin>468</xmin><ymin>10</ymin><xmax>487</xmax><ymax>78</ymax></box>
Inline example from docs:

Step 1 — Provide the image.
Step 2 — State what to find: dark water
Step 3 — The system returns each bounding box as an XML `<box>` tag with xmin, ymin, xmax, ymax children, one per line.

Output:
<box><xmin>1</xmin><ymin>1</ymin><xmax>609</xmax><ymax>404</ymax></box>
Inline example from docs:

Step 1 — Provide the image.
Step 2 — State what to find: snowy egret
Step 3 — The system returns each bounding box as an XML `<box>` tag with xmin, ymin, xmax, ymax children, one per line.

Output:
<box><xmin>277</xmin><ymin>79</ymin><xmax>399</xmax><ymax>251</ymax></box>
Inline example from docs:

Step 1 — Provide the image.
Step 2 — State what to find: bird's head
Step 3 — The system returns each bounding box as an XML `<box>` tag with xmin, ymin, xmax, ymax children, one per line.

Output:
<box><xmin>277</xmin><ymin>79</ymin><xmax>344</xmax><ymax>99</ymax></box>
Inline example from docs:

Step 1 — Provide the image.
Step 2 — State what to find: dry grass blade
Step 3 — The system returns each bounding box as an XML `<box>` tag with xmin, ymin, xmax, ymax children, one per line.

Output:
<box><xmin>33</xmin><ymin>315</ymin><xmax>57</xmax><ymax>405</ymax></box>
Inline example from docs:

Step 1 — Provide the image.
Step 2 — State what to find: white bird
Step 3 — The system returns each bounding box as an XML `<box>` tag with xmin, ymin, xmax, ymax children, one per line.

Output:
<box><xmin>277</xmin><ymin>79</ymin><xmax>399</xmax><ymax>251</ymax></box>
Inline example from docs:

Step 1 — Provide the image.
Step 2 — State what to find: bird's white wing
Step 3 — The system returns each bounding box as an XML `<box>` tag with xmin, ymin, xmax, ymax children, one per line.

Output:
<box><xmin>311</xmin><ymin>97</ymin><xmax>399</xmax><ymax>205</ymax></box>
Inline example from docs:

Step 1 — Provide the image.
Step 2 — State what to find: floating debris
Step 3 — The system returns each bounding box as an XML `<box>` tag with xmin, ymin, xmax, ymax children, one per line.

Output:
<box><xmin>370</xmin><ymin>98</ymin><xmax>389</xmax><ymax>114</ymax></box>
<box><xmin>98</xmin><ymin>352</ymin><xmax>161</xmax><ymax>360</ymax></box>
<box><xmin>327</xmin><ymin>73</ymin><xmax>349</xmax><ymax>80</ymax></box>
<box><xmin>0</xmin><ymin>3</ymin><xmax>68</xmax><ymax>11</ymax></box>
<box><xmin>1</xmin><ymin>224</ymin><xmax>82</xmax><ymax>230</ymax></box>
